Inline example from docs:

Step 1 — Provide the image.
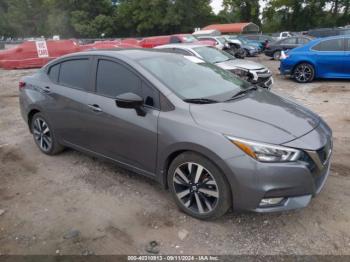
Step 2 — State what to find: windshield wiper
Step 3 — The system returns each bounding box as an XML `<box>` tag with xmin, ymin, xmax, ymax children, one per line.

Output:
<box><xmin>183</xmin><ymin>98</ymin><xmax>219</xmax><ymax>104</ymax></box>
<box><xmin>226</xmin><ymin>86</ymin><xmax>258</xmax><ymax>101</ymax></box>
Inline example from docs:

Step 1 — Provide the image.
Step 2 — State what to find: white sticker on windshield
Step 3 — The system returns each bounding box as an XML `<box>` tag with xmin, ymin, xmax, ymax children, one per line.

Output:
<box><xmin>184</xmin><ymin>56</ymin><xmax>204</xmax><ymax>64</ymax></box>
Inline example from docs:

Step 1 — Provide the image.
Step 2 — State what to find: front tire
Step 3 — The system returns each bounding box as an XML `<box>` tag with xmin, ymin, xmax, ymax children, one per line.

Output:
<box><xmin>293</xmin><ymin>63</ymin><xmax>315</xmax><ymax>83</ymax></box>
<box><xmin>167</xmin><ymin>152</ymin><xmax>232</xmax><ymax>220</ymax></box>
<box><xmin>31</xmin><ymin>113</ymin><xmax>64</xmax><ymax>155</ymax></box>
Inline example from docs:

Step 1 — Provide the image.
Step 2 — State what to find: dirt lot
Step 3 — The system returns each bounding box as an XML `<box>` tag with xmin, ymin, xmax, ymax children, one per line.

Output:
<box><xmin>0</xmin><ymin>56</ymin><xmax>349</xmax><ymax>255</ymax></box>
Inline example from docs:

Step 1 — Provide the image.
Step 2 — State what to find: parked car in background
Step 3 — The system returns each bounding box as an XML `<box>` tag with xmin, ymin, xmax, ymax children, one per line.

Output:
<box><xmin>192</xmin><ymin>29</ymin><xmax>221</xmax><ymax>37</ymax></box>
<box><xmin>196</xmin><ymin>36</ymin><xmax>242</xmax><ymax>58</ymax></box>
<box><xmin>229</xmin><ymin>35</ymin><xmax>263</xmax><ymax>51</ymax></box>
<box><xmin>139</xmin><ymin>34</ymin><xmax>213</xmax><ymax>48</ymax></box>
<box><xmin>155</xmin><ymin>43</ymin><xmax>273</xmax><ymax>89</ymax></box>
<box><xmin>20</xmin><ymin>49</ymin><xmax>332</xmax><ymax>219</ymax></box>
<box><xmin>265</xmin><ymin>36</ymin><xmax>312</xmax><ymax>60</ymax></box>
<box><xmin>221</xmin><ymin>35</ymin><xmax>246</xmax><ymax>58</ymax></box>
<box><xmin>272</xmin><ymin>31</ymin><xmax>293</xmax><ymax>40</ymax></box>
<box><xmin>243</xmin><ymin>34</ymin><xmax>275</xmax><ymax>50</ymax></box>
<box><xmin>196</xmin><ymin>36</ymin><xmax>228</xmax><ymax>50</ymax></box>
<box><xmin>308</xmin><ymin>27</ymin><xmax>350</xmax><ymax>38</ymax></box>
<box><xmin>224</xmin><ymin>35</ymin><xmax>260</xmax><ymax>56</ymax></box>
<box><xmin>236</xmin><ymin>35</ymin><xmax>264</xmax><ymax>50</ymax></box>
<box><xmin>280</xmin><ymin>35</ymin><xmax>350</xmax><ymax>83</ymax></box>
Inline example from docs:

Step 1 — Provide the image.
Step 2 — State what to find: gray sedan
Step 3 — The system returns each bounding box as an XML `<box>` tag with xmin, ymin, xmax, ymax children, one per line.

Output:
<box><xmin>155</xmin><ymin>44</ymin><xmax>273</xmax><ymax>89</ymax></box>
<box><xmin>19</xmin><ymin>50</ymin><xmax>332</xmax><ymax>220</ymax></box>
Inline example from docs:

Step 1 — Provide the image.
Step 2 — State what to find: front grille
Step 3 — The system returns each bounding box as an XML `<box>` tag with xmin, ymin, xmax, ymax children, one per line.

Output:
<box><xmin>256</xmin><ymin>76</ymin><xmax>270</xmax><ymax>84</ymax></box>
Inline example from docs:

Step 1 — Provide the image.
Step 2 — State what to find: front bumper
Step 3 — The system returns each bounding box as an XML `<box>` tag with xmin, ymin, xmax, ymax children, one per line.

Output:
<box><xmin>279</xmin><ymin>58</ymin><xmax>295</xmax><ymax>75</ymax></box>
<box><xmin>221</xmin><ymin>123</ymin><xmax>332</xmax><ymax>213</ymax></box>
<box><xmin>264</xmin><ymin>50</ymin><xmax>274</xmax><ymax>57</ymax></box>
<box><xmin>249</xmin><ymin>69</ymin><xmax>274</xmax><ymax>89</ymax></box>
<box><xmin>248</xmin><ymin>49</ymin><xmax>259</xmax><ymax>56</ymax></box>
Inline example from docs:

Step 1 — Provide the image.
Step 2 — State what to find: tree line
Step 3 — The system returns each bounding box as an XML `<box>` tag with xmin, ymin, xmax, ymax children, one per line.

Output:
<box><xmin>0</xmin><ymin>0</ymin><xmax>349</xmax><ymax>38</ymax></box>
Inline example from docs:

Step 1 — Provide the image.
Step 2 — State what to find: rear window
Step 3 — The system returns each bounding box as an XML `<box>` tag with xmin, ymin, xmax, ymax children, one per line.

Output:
<box><xmin>312</xmin><ymin>38</ymin><xmax>344</xmax><ymax>51</ymax></box>
<box><xmin>59</xmin><ymin>59</ymin><xmax>90</xmax><ymax>90</ymax></box>
<box><xmin>48</xmin><ymin>63</ymin><xmax>60</xmax><ymax>82</ymax></box>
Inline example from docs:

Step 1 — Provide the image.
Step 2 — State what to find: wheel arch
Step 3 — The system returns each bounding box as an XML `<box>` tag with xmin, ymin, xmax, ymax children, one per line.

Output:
<box><xmin>157</xmin><ymin>143</ymin><xmax>236</xmax><ymax>194</ymax></box>
<box><xmin>292</xmin><ymin>60</ymin><xmax>317</xmax><ymax>77</ymax></box>
<box><xmin>27</xmin><ymin>108</ymin><xmax>41</xmax><ymax>132</ymax></box>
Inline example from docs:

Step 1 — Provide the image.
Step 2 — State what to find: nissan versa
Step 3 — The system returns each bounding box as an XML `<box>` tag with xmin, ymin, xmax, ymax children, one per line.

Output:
<box><xmin>19</xmin><ymin>50</ymin><xmax>333</xmax><ymax>220</ymax></box>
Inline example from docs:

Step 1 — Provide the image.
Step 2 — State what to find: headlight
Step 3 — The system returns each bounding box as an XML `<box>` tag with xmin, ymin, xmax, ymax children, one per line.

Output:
<box><xmin>231</xmin><ymin>68</ymin><xmax>249</xmax><ymax>77</ymax></box>
<box><xmin>226</xmin><ymin>136</ymin><xmax>302</xmax><ymax>162</ymax></box>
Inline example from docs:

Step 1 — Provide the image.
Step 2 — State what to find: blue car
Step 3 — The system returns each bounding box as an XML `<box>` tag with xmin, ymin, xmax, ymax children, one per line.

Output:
<box><xmin>238</xmin><ymin>36</ymin><xmax>264</xmax><ymax>51</ymax></box>
<box><xmin>280</xmin><ymin>35</ymin><xmax>350</xmax><ymax>83</ymax></box>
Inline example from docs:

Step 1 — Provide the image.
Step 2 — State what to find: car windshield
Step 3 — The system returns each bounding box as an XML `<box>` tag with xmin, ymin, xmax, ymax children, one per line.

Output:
<box><xmin>138</xmin><ymin>55</ymin><xmax>250</xmax><ymax>101</ymax></box>
<box><xmin>193</xmin><ymin>46</ymin><xmax>234</xmax><ymax>64</ymax></box>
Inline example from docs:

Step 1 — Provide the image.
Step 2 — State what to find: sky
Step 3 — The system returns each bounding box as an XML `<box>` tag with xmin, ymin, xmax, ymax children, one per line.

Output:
<box><xmin>210</xmin><ymin>0</ymin><xmax>267</xmax><ymax>14</ymax></box>
<box><xmin>210</xmin><ymin>0</ymin><xmax>223</xmax><ymax>14</ymax></box>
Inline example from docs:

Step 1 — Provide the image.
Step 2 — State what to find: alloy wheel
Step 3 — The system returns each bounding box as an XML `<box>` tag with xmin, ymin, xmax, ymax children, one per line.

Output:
<box><xmin>33</xmin><ymin>117</ymin><xmax>52</xmax><ymax>152</ymax></box>
<box><xmin>172</xmin><ymin>162</ymin><xmax>219</xmax><ymax>214</ymax></box>
<box><xmin>294</xmin><ymin>64</ymin><xmax>313</xmax><ymax>83</ymax></box>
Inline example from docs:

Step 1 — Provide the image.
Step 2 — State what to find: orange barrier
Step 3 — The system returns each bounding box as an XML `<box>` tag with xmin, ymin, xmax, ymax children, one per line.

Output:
<box><xmin>0</xmin><ymin>40</ymin><xmax>80</xmax><ymax>69</ymax></box>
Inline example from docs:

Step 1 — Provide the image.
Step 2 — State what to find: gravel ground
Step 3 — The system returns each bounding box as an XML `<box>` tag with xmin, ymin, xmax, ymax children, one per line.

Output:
<box><xmin>0</xmin><ymin>55</ymin><xmax>349</xmax><ymax>255</ymax></box>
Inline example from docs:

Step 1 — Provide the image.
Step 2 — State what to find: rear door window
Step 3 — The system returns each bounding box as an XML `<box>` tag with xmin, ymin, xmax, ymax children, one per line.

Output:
<box><xmin>312</xmin><ymin>38</ymin><xmax>344</xmax><ymax>51</ymax></box>
<box><xmin>59</xmin><ymin>59</ymin><xmax>90</xmax><ymax>90</ymax></box>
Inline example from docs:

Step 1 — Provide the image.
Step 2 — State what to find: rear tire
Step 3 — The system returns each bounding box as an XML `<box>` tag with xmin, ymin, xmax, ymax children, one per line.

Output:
<box><xmin>167</xmin><ymin>152</ymin><xmax>232</xmax><ymax>220</ymax></box>
<box><xmin>293</xmin><ymin>63</ymin><xmax>315</xmax><ymax>83</ymax></box>
<box><xmin>30</xmin><ymin>113</ymin><xmax>64</xmax><ymax>155</ymax></box>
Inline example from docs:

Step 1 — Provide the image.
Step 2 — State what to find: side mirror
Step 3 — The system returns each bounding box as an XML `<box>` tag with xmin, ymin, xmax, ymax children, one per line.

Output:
<box><xmin>115</xmin><ymin>92</ymin><xmax>146</xmax><ymax>116</ymax></box>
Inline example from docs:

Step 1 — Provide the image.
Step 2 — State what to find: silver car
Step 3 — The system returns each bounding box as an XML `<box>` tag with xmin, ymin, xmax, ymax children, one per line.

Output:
<box><xmin>19</xmin><ymin>50</ymin><xmax>332</xmax><ymax>220</ymax></box>
<box><xmin>155</xmin><ymin>44</ymin><xmax>273</xmax><ymax>89</ymax></box>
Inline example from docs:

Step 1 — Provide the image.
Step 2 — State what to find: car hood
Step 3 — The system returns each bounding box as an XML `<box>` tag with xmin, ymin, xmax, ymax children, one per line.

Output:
<box><xmin>190</xmin><ymin>89</ymin><xmax>320</xmax><ymax>145</ymax></box>
<box><xmin>216</xmin><ymin>59</ymin><xmax>266</xmax><ymax>71</ymax></box>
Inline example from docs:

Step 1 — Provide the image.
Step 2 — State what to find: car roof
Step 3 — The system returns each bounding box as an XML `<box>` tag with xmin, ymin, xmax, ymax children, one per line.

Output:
<box><xmin>44</xmin><ymin>49</ymin><xmax>183</xmax><ymax>69</ymax></box>
<box><xmin>155</xmin><ymin>43</ymin><xmax>210</xmax><ymax>49</ymax></box>
<box><xmin>56</xmin><ymin>49</ymin><xmax>177</xmax><ymax>61</ymax></box>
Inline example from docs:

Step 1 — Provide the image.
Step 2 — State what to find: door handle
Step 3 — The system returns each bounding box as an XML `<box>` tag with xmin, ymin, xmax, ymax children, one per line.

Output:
<box><xmin>88</xmin><ymin>104</ymin><xmax>102</xmax><ymax>113</ymax></box>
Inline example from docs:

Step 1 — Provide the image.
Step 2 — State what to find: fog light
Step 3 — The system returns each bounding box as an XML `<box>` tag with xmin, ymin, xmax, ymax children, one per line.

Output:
<box><xmin>259</xmin><ymin>197</ymin><xmax>284</xmax><ymax>207</ymax></box>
